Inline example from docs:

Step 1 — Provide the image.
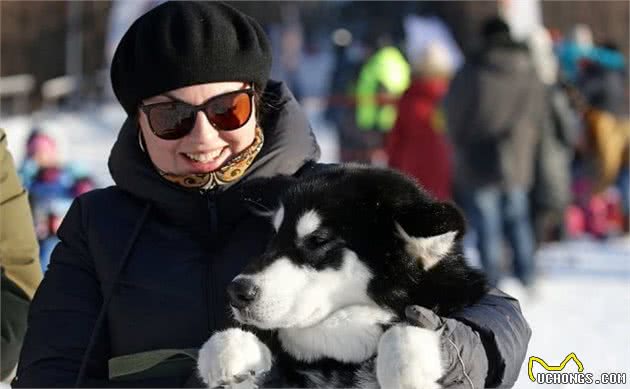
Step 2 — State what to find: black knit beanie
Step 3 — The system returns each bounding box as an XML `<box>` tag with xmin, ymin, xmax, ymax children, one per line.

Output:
<box><xmin>111</xmin><ymin>1</ymin><xmax>272</xmax><ymax>116</ymax></box>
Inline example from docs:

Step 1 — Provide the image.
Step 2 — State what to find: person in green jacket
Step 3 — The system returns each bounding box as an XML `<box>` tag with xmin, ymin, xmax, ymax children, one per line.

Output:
<box><xmin>355</xmin><ymin>45</ymin><xmax>411</xmax><ymax>132</ymax></box>
<box><xmin>0</xmin><ymin>129</ymin><xmax>44</xmax><ymax>381</ymax></box>
<box><xmin>354</xmin><ymin>41</ymin><xmax>410</xmax><ymax>164</ymax></box>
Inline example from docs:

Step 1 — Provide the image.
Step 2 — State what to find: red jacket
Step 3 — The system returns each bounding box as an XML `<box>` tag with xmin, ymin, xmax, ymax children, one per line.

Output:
<box><xmin>386</xmin><ymin>78</ymin><xmax>453</xmax><ymax>200</ymax></box>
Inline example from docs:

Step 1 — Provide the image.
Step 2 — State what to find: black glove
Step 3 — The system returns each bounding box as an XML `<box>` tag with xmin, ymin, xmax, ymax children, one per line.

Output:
<box><xmin>405</xmin><ymin>306</ymin><xmax>489</xmax><ymax>389</ymax></box>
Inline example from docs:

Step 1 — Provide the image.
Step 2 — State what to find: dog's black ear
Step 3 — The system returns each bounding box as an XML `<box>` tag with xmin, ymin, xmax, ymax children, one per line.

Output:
<box><xmin>396</xmin><ymin>201</ymin><xmax>466</xmax><ymax>238</ymax></box>
<box><xmin>394</xmin><ymin>201</ymin><xmax>466</xmax><ymax>270</ymax></box>
<box><xmin>425</xmin><ymin>201</ymin><xmax>467</xmax><ymax>238</ymax></box>
<box><xmin>240</xmin><ymin>175</ymin><xmax>298</xmax><ymax>218</ymax></box>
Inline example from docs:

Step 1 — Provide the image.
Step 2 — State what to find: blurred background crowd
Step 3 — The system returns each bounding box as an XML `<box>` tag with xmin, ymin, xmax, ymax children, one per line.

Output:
<box><xmin>1</xmin><ymin>1</ymin><xmax>629</xmax><ymax>386</ymax></box>
<box><xmin>2</xmin><ymin>0</ymin><xmax>627</xmax><ymax>282</ymax></box>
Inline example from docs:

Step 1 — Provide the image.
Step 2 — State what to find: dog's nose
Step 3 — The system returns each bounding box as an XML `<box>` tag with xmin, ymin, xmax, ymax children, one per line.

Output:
<box><xmin>227</xmin><ymin>278</ymin><xmax>259</xmax><ymax>308</ymax></box>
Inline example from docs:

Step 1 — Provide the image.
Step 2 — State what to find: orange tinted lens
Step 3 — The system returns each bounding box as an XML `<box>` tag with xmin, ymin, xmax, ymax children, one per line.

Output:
<box><xmin>206</xmin><ymin>91</ymin><xmax>252</xmax><ymax>131</ymax></box>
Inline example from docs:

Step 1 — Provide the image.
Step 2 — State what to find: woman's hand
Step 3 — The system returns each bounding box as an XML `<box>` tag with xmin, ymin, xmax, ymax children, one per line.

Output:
<box><xmin>403</xmin><ymin>305</ymin><xmax>489</xmax><ymax>389</ymax></box>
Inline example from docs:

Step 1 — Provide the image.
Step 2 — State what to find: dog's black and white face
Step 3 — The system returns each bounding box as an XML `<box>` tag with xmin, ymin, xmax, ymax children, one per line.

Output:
<box><xmin>230</xmin><ymin>206</ymin><xmax>377</xmax><ymax>329</ymax></box>
<box><xmin>229</xmin><ymin>166</ymin><xmax>485</xmax><ymax>331</ymax></box>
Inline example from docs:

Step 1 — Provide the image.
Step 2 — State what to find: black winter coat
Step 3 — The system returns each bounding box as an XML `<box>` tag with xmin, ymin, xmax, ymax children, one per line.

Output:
<box><xmin>446</xmin><ymin>43</ymin><xmax>546</xmax><ymax>191</ymax></box>
<box><xmin>15</xmin><ymin>81</ymin><xmax>530</xmax><ymax>388</ymax></box>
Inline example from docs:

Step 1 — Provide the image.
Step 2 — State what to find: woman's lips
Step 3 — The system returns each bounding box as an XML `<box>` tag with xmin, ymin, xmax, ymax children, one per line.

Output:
<box><xmin>184</xmin><ymin>149</ymin><xmax>223</xmax><ymax>162</ymax></box>
<box><xmin>180</xmin><ymin>147</ymin><xmax>229</xmax><ymax>173</ymax></box>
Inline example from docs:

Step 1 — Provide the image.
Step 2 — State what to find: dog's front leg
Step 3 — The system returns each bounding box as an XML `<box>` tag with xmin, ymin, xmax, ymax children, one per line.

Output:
<box><xmin>376</xmin><ymin>325</ymin><xmax>445</xmax><ymax>389</ymax></box>
<box><xmin>197</xmin><ymin>328</ymin><xmax>272</xmax><ymax>389</ymax></box>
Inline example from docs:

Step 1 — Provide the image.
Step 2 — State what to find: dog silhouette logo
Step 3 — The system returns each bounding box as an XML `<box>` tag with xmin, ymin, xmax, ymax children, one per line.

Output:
<box><xmin>528</xmin><ymin>353</ymin><xmax>584</xmax><ymax>382</ymax></box>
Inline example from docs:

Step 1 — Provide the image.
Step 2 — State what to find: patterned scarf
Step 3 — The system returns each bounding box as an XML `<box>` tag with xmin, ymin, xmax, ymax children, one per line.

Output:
<box><xmin>151</xmin><ymin>127</ymin><xmax>264</xmax><ymax>190</ymax></box>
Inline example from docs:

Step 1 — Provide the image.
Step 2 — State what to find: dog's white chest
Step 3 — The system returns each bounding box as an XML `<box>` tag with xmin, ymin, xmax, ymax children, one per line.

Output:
<box><xmin>278</xmin><ymin>305</ymin><xmax>395</xmax><ymax>363</ymax></box>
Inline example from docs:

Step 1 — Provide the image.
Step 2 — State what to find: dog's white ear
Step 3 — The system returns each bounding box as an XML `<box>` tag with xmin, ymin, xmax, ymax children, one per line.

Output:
<box><xmin>248</xmin><ymin>206</ymin><xmax>275</xmax><ymax>219</ymax></box>
<box><xmin>272</xmin><ymin>204</ymin><xmax>285</xmax><ymax>231</ymax></box>
<box><xmin>395</xmin><ymin>223</ymin><xmax>457</xmax><ymax>270</ymax></box>
<box><xmin>246</xmin><ymin>201</ymin><xmax>284</xmax><ymax>231</ymax></box>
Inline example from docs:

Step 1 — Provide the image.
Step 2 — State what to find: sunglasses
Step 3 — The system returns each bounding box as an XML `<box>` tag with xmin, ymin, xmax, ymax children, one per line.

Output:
<box><xmin>139</xmin><ymin>88</ymin><xmax>255</xmax><ymax>140</ymax></box>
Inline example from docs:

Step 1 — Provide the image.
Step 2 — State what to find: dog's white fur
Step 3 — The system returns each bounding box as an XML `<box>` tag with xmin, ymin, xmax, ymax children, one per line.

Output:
<box><xmin>395</xmin><ymin>223</ymin><xmax>457</xmax><ymax>270</ymax></box>
<box><xmin>296</xmin><ymin>210</ymin><xmax>322</xmax><ymax>238</ymax></box>
<box><xmin>197</xmin><ymin>328</ymin><xmax>272</xmax><ymax>388</ymax></box>
<box><xmin>376</xmin><ymin>325</ymin><xmax>444</xmax><ymax>389</ymax></box>
<box><xmin>232</xmin><ymin>250</ymin><xmax>374</xmax><ymax>330</ymax></box>
<box><xmin>278</xmin><ymin>305</ymin><xmax>395</xmax><ymax>363</ymax></box>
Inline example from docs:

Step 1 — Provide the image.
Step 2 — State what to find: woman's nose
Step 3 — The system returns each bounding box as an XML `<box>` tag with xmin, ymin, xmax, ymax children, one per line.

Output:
<box><xmin>188</xmin><ymin>111</ymin><xmax>220</xmax><ymax>141</ymax></box>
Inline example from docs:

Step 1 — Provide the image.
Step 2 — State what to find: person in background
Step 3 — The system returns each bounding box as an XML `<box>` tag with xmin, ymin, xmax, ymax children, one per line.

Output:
<box><xmin>386</xmin><ymin>42</ymin><xmax>454</xmax><ymax>201</ymax></box>
<box><xmin>354</xmin><ymin>34</ymin><xmax>410</xmax><ymax>165</ymax></box>
<box><xmin>578</xmin><ymin>100</ymin><xmax>629</xmax><ymax>238</ymax></box>
<box><xmin>15</xmin><ymin>3</ymin><xmax>530</xmax><ymax>387</ymax></box>
<box><xmin>445</xmin><ymin>17</ymin><xmax>545</xmax><ymax>288</ymax></box>
<box><xmin>556</xmin><ymin>24</ymin><xmax>626</xmax><ymax>85</ymax></box>
<box><xmin>18</xmin><ymin>130</ymin><xmax>60</xmax><ymax>189</ymax></box>
<box><xmin>563</xmin><ymin>41</ymin><xmax>629</xmax><ymax>238</ymax></box>
<box><xmin>578</xmin><ymin>42</ymin><xmax>628</xmax><ymax>202</ymax></box>
<box><xmin>326</xmin><ymin>39</ymin><xmax>372</xmax><ymax>163</ymax></box>
<box><xmin>577</xmin><ymin>42</ymin><xmax>627</xmax><ymax>117</ymax></box>
<box><xmin>0</xmin><ymin>129</ymin><xmax>44</xmax><ymax>381</ymax></box>
<box><xmin>18</xmin><ymin>130</ymin><xmax>95</xmax><ymax>271</ymax></box>
<box><xmin>528</xmin><ymin>26</ymin><xmax>581</xmax><ymax>244</ymax></box>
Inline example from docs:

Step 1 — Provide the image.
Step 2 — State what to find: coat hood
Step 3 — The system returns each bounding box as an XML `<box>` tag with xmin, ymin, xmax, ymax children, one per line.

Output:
<box><xmin>108</xmin><ymin>80</ymin><xmax>320</xmax><ymax>228</ymax></box>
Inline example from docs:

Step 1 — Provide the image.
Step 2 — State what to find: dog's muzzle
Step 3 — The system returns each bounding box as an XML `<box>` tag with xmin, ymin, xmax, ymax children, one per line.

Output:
<box><xmin>227</xmin><ymin>278</ymin><xmax>260</xmax><ymax>309</ymax></box>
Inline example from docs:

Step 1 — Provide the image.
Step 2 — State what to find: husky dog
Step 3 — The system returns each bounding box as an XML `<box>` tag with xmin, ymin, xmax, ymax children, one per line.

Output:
<box><xmin>198</xmin><ymin>165</ymin><xmax>487</xmax><ymax>389</ymax></box>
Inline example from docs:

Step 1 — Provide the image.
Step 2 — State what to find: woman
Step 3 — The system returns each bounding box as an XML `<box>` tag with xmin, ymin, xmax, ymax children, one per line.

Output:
<box><xmin>15</xmin><ymin>2</ymin><xmax>530</xmax><ymax>388</ymax></box>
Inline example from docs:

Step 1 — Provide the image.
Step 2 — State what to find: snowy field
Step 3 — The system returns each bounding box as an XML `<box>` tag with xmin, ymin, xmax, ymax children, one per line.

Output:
<box><xmin>513</xmin><ymin>237</ymin><xmax>630</xmax><ymax>389</ymax></box>
<box><xmin>3</xmin><ymin>106</ymin><xmax>629</xmax><ymax>388</ymax></box>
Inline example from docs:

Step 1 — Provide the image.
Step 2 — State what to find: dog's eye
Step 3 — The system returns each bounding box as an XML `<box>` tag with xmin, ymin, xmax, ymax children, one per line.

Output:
<box><xmin>305</xmin><ymin>233</ymin><xmax>331</xmax><ymax>248</ymax></box>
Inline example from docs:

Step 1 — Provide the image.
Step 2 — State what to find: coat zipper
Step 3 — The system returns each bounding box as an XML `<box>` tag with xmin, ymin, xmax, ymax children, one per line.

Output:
<box><xmin>206</xmin><ymin>193</ymin><xmax>218</xmax><ymax>331</ymax></box>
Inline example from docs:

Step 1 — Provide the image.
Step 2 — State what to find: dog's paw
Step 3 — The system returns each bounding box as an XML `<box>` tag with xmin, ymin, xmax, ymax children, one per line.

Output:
<box><xmin>197</xmin><ymin>328</ymin><xmax>272</xmax><ymax>389</ymax></box>
<box><xmin>376</xmin><ymin>325</ymin><xmax>444</xmax><ymax>389</ymax></box>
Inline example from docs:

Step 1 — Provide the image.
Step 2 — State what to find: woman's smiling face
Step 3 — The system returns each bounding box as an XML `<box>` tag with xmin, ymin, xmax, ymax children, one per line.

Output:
<box><xmin>138</xmin><ymin>81</ymin><xmax>257</xmax><ymax>175</ymax></box>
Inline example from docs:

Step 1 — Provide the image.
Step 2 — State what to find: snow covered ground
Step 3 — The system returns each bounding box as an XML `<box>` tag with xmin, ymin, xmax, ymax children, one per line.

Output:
<box><xmin>3</xmin><ymin>107</ymin><xmax>629</xmax><ymax>388</ymax></box>
<box><xmin>512</xmin><ymin>237</ymin><xmax>630</xmax><ymax>389</ymax></box>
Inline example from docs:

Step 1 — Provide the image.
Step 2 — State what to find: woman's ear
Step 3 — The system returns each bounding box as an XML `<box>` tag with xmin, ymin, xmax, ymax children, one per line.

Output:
<box><xmin>138</xmin><ymin>129</ymin><xmax>147</xmax><ymax>153</ymax></box>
